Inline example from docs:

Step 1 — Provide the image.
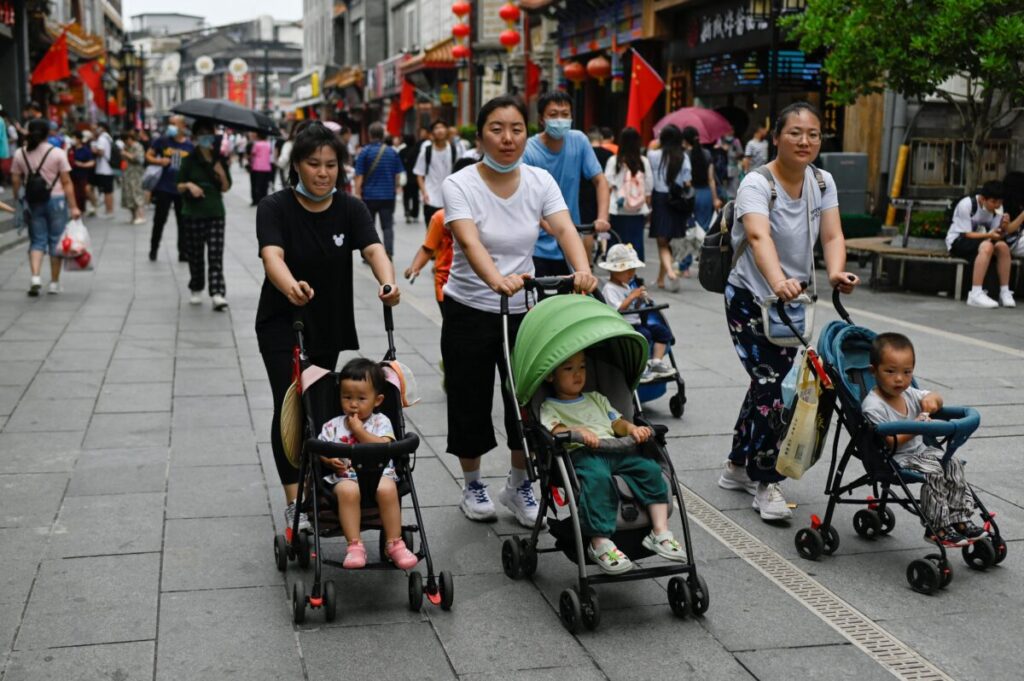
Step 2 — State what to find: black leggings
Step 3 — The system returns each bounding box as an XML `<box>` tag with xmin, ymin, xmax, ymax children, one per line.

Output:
<box><xmin>262</xmin><ymin>349</ymin><xmax>338</xmax><ymax>486</ymax></box>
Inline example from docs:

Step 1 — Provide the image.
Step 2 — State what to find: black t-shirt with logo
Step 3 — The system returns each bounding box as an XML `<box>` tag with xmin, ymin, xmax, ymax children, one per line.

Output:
<box><xmin>255</xmin><ymin>189</ymin><xmax>380</xmax><ymax>355</ymax></box>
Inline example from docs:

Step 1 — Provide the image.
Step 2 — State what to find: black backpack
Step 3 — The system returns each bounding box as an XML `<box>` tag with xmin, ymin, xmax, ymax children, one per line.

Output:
<box><xmin>107</xmin><ymin>136</ymin><xmax>123</xmax><ymax>170</ymax></box>
<box><xmin>423</xmin><ymin>142</ymin><xmax>457</xmax><ymax>176</ymax></box>
<box><xmin>22</xmin><ymin>147</ymin><xmax>59</xmax><ymax>205</ymax></box>
<box><xmin>698</xmin><ymin>165</ymin><xmax>826</xmax><ymax>294</ymax></box>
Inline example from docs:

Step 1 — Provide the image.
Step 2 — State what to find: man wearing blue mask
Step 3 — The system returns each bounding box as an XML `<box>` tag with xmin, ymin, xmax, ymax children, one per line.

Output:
<box><xmin>522</xmin><ymin>91</ymin><xmax>610</xmax><ymax>276</ymax></box>
<box><xmin>146</xmin><ymin>115</ymin><xmax>194</xmax><ymax>262</ymax></box>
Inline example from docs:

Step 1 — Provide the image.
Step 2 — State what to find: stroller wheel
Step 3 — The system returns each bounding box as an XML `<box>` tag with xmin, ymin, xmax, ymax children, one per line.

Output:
<box><xmin>877</xmin><ymin>507</ymin><xmax>896</xmax><ymax>535</ymax></box>
<box><xmin>992</xmin><ymin>536</ymin><xmax>1008</xmax><ymax>565</ymax></box>
<box><xmin>501</xmin><ymin>538</ymin><xmax>523</xmax><ymax>580</ymax></box>
<box><xmin>688</xmin><ymin>574</ymin><xmax>710</xmax><ymax>616</ymax></box>
<box><xmin>292</xmin><ymin>579</ymin><xmax>307</xmax><ymax>624</ymax></box>
<box><xmin>323</xmin><ymin>580</ymin><xmax>337</xmax><ymax>622</ymax></box>
<box><xmin>580</xmin><ymin>587</ymin><xmax>600</xmax><ymax>630</ymax></box>
<box><xmin>669</xmin><ymin>394</ymin><xmax>685</xmax><ymax>418</ymax></box>
<box><xmin>794</xmin><ymin>527</ymin><xmax>825</xmax><ymax>560</ymax></box>
<box><xmin>906</xmin><ymin>559</ymin><xmax>940</xmax><ymax>595</ymax></box>
<box><xmin>407</xmin><ymin>572</ymin><xmax>424</xmax><ymax>612</ymax></box>
<box><xmin>273</xmin><ymin>534</ymin><xmax>288</xmax><ymax>572</ymax></box>
<box><xmin>558</xmin><ymin>588</ymin><xmax>582</xmax><ymax>633</ymax></box>
<box><xmin>852</xmin><ymin>509</ymin><xmax>882</xmax><ymax>539</ymax></box>
<box><xmin>519</xmin><ymin>537</ymin><xmax>538</xmax><ymax>578</ymax></box>
<box><xmin>925</xmin><ymin>554</ymin><xmax>954</xmax><ymax>589</ymax></box>
<box><xmin>296</xmin><ymin>532</ymin><xmax>311</xmax><ymax>569</ymax></box>
<box><xmin>667</xmin><ymin>577</ymin><xmax>691</xmax><ymax>618</ymax></box>
<box><xmin>962</xmin><ymin>538</ymin><xmax>996</xmax><ymax>571</ymax></box>
<box><xmin>438</xmin><ymin>571</ymin><xmax>455</xmax><ymax>611</ymax></box>
<box><xmin>821</xmin><ymin>525</ymin><xmax>841</xmax><ymax>555</ymax></box>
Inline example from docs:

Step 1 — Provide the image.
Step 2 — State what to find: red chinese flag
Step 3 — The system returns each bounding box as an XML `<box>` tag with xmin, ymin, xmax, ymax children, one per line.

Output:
<box><xmin>625</xmin><ymin>49</ymin><xmax>664</xmax><ymax>132</ymax></box>
<box><xmin>525</xmin><ymin>58</ymin><xmax>541</xmax><ymax>103</ymax></box>
<box><xmin>386</xmin><ymin>98</ymin><xmax>403</xmax><ymax>137</ymax></box>
<box><xmin>31</xmin><ymin>31</ymin><xmax>71</xmax><ymax>85</ymax></box>
<box><xmin>399</xmin><ymin>79</ymin><xmax>415</xmax><ymax>112</ymax></box>
<box><xmin>76</xmin><ymin>60</ymin><xmax>107</xmax><ymax>109</ymax></box>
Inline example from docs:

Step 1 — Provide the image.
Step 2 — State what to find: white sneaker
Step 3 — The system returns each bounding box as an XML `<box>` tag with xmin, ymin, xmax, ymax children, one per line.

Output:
<box><xmin>28</xmin><ymin>275</ymin><xmax>42</xmax><ymax>297</ymax></box>
<box><xmin>47</xmin><ymin>281</ymin><xmax>62</xmax><ymax>295</ymax></box>
<box><xmin>752</xmin><ymin>482</ymin><xmax>793</xmax><ymax>521</ymax></box>
<box><xmin>650</xmin><ymin>358</ymin><xmax>677</xmax><ymax>377</ymax></box>
<box><xmin>499</xmin><ymin>478</ymin><xmax>539</xmax><ymax>528</ymax></box>
<box><xmin>718</xmin><ymin>461</ymin><xmax>758</xmax><ymax>495</ymax></box>
<box><xmin>966</xmin><ymin>290</ymin><xmax>999</xmax><ymax>309</ymax></box>
<box><xmin>284</xmin><ymin>501</ymin><xmax>311</xmax><ymax>533</ymax></box>
<box><xmin>189</xmin><ymin>292</ymin><xmax>202</xmax><ymax>305</ymax></box>
<box><xmin>639</xmin><ymin>365</ymin><xmax>656</xmax><ymax>383</ymax></box>
<box><xmin>212</xmin><ymin>294</ymin><xmax>229</xmax><ymax>311</ymax></box>
<box><xmin>459</xmin><ymin>481</ymin><xmax>497</xmax><ymax>522</ymax></box>
<box><xmin>999</xmin><ymin>290</ymin><xmax>1016</xmax><ymax>308</ymax></box>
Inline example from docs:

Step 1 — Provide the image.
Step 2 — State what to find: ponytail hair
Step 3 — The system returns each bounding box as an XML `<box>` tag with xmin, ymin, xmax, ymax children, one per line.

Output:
<box><xmin>26</xmin><ymin>119</ymin><xmax>49</xmax><ymax>151</ymax></box>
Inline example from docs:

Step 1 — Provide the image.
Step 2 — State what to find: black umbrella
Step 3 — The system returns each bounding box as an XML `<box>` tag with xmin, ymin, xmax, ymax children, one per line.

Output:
<box><xmin>170</xmin><ymin>98</ymin><xmax>281</xmax><ymax>136</ymax></box>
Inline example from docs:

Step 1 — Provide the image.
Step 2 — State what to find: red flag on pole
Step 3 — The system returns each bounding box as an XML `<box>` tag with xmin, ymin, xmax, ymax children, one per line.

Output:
<box><xmin>76</xmin><ymin>60</ymin><xmax>107</xmax><ymax>110</ymax></box>
<box><xmin>31</xmin><ymin>30</ymin><xmax>71</xmax><ymax>85</ymax></box>
<box><xmin>386</xmin><ymin>98</ymin><xmax>403</xmax><ymax>137</ymax></box>
<box><xmin>399</xmin><ymin>79</ymin><xmax>415</xmax><ymax>112</ymax></box>
<box><xmin>625</xmin><ymin>48</ymin><xmax>664</xmax><ymax>131</ymax></box>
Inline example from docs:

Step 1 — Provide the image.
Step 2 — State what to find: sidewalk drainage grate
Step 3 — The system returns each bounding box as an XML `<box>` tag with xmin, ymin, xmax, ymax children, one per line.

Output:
<box><xmin>680</xmin><ymin>486</ymin><xmax>954</xmax><ymax>681</ymax></box>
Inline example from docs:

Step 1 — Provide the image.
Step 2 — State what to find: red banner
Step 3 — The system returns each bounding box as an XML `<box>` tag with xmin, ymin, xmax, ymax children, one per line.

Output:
<box><xmin>228</xmin><ymin>73</ymin><xmax>251</xmax><ymax>107</ymax></box>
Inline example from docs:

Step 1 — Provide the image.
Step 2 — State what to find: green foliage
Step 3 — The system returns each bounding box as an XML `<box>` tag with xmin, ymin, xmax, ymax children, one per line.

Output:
<box><xmin>457</xmin><ymin>124</ymin><xmax>476</xmax><ymax>145</ymax></box>
<box><xmin>907</xmin><ymin>211</ymin><xmax>948</xmax><ymax>239</ymax></box>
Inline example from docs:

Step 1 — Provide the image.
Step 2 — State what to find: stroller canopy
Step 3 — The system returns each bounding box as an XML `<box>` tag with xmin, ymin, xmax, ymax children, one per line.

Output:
<box><xmin>511</xmin><ymin>295</ymin><xmax>648</xmax><ymax>405</ymax></box>
<box><xmin>817</xmin><ymin>320</ymin><xmax>878</xmax><ymax>403</ymax></box>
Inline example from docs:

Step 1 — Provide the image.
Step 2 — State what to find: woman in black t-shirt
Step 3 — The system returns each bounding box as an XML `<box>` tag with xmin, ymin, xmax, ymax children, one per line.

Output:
<box><xmin>256</xmin><ymin>121</ymin><xmax>399</xmax><ymax>532</ymax></box>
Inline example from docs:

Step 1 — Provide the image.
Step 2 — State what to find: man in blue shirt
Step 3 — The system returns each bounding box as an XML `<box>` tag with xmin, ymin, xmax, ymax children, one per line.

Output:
<box><xmin>146</xmin><ymin>116</ymin><xmax>194</xmax><ymax>261</ymax></box>
<box><xmin>522</xmin><ymin>91</ymin><xmax>610</xmax><ymax>276</ymax></box>
<box><xmin>354</xmin><ymin>122</ymin><xmax>406</xmax><ymax>258</ymax></box>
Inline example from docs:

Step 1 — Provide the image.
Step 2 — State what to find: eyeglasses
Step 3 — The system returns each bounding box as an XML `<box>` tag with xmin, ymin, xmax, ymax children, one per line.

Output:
<box><xmin>782</xmin><ymin>130</ymin><xmax>822</xmax><ymax>143</ymax></box>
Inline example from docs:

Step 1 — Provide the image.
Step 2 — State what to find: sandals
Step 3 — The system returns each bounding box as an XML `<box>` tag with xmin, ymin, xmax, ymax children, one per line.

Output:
<box><xmin>343</xmin><ymin>541</ymin><xmax>367</xmax><ymax>569</ymax></box>
<box><xmin>642</xmin><ymin>530</ymin><xmax>687</xmax><ymax>562</ymax></box>
<box><xmin>587</xmin><ymin>539</ymin><xmax>633</xmax><ymax>574</ymax></box>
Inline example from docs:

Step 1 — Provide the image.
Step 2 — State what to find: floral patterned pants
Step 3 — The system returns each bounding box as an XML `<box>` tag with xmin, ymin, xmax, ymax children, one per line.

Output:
<box><xmin>724</xmin><ymin>285</ymin><xmax>798</xmax><ymax>483</ymax></box>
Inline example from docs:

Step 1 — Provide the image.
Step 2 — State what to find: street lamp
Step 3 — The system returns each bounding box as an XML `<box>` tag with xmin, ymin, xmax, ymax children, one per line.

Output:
<box><xmin>121</xmin><ymin>42</ymin><xmax>137</xmax><ymax>130</ymax></box>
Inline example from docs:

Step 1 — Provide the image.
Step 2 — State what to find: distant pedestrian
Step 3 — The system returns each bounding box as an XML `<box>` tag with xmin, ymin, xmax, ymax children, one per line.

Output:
<box><xmin>414</xmin><ymin>120</ymin><xmax>461</xmax><ymax>227</ymax></box>
<box><xmin>714</xmin><ymin>132</ymin><xmax>745</xmax><ymax>200</ymax></box>
<box><xmin>146</xmin><ymin>116</ymin><xmax>194</xmax><ymax>261</ymax></box>
<box><xmin>604</xmin><ymin>127</ymin><xmax>652</xmax><ymax>261</ymax></box>
<box><xmin>249</xmin><ymin>131</ymin><xmax>274</xmax><ymax>206</ymax></box>
<box><xmin>354</xmin><ymin>122</ymin><xmax>405</xmax><ymax>258</ymax></box>
<box><xmin>647</xmin><ymin>124</ymin><xmax>692</xmax><ymax>291</ymax></box>
<box><xmin>682</xmin><ymin>126</ymin><xmax>723</xmax><ymax>229</ymax></box>
<box><xmin>600</xmin><ymin>126</ymin><xmax>619</xmax><ymax>155</ymax></box>
<box><xmin>579</xmin><ymin>127</ymin><xmax>613</xmax><ymax>231</ymax></box>
<box><xmin>120</xmin><ymin>130</ymin><xmax>146</xmax><ymax>225</ymax></box>
<box><xmin>743</xmin><ymin>122</ymin><xmax>770</xmax><ymax>173</ymax></box>
<box><xmin>10</xmin><ymin>119</ymin><xmax>81</xmax><ymax>296</ymax></box>
<box><xmin>91</xmin><ymin>122</ymin><xmax>116</xmax><ymax>217</ymax></box>
<box><xmin>0</xmin><ymin>106</ymin><xmax>10</xmax><ymax>188</ymax></box>
<box><xmin>68</xmin><ymin>131</ymin><xmax>95</xmax><ymax>213</ymax></box>
<box><xmin>177</xmin><ymin>119</ymin><xmax>232</xmax><ymax>311</ymax></box>
<box><xmin>398</xmin><ymin>133</ymin><xmax>420</xmax><ymax>223</ymax></box>
<box><xmin>275</xmin><ymin>124</ymin><xmax>296</xmax><ymax>194</ymax></box>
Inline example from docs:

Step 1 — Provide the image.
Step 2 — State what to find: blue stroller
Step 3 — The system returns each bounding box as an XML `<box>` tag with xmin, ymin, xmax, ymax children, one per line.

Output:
<box><xmin>790</xmin><ymin>289</ymin><xmax>1006</xmax><ymax>595</ymax></box>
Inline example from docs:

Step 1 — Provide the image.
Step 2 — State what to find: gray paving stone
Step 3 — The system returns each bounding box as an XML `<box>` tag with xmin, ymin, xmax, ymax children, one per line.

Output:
<box><xmin>176</xmin><ymin>331</ymin><xmax>236</xmax><ymax>349</ymax></box>
<box><xmin>735</xmin><ymin>644</ymin><xmax>894</xmax><ymax>681</ymax></box>
<box><xmin>83</xmin><ymin>412</ymin><xmax>170</xmax><ymax>450</ymax></box>
<box><xmin>67</xmin><ymin>447</ymin><xmax>168</xmax><ymax>497</ymax></box>
<box><xmin>120</xmin><ymin>322</ymin><xmax>177</xmax><ymax>340</ymax></box>
<box><xmin>460</xmin><ymin>668</ymin><xmax>607</xmax><ymax>681</ymax></box>
<box><xmin>0</xmin><ymin>527</ymin><xmax>49</xmax><ymax>606</ymax></box>
<box><xmin>0</xmin><ymin>340</ymin><xmax>54</xmax><ymax>361</ymax></box>
<box><xmin>0</xmin><ymin>431</ymin><xmax>82</xmax><ymax>475</ymax></box>
<box><xmin>105</xmin><ymin>358</ymin><xmax>175</xmax><ymax>383</ymax></box>
<box><xmin>166</xmin><ymin>465</ymin><xmax>267</xmax><ymax>519</ymax></box>
<box><xmin>171</xmin><ymin>395</ymin><xmax>250</xmax><ymax>429</ymax></box>
<box><xmin>174</xmin><ymin>348</ymin><xmax>241</xmax><ymax>369</ymax></box>
<box><xmin>162</xmin><ymin>515</ymin><xmax>279</xmax><ymax>591</ymax></box>
<box><xmin>401</xmin><ymin>456</ymin><xmax>461</xmax><ymax>508</ymax></box>
<box><xmin>156</xmin><ymin>587</ymin><xmax>297</xmax><ymax>681</ymax></box>
<box><xmin>0</xmin><ymin>385</ymin><xmax>24</xmax><ymax>416</ymax></box>
<box><xmin>16</xmin><ymin>553</ymin><xmax>159</xmax><ymax>650</ymax></box>
<box><xmin>0</xmin><ymin>473</ymin><xmax>67</xmax><ymax>528</ymax></box>
<box><xmin>47</xmin><ymin>492</ymin><xmax>164</xmax><ymax>558</ymax></box>
<box><xmin>0</xmin><ymin>322</ymin><xmax>65</xmax><ymax>341</ymax></box>
<box><xmin>169</xmin><ymin>426</ymin><xmax>259</xmax><ymax>467</ymax></box>
<box><xmin>172</xmin><ymin>368</ymin><xmax>244</xmax><ymax>396</ymax></box>
<box><xmin>412</xmin><ymin>505</ymin><xmax>505</xmax><ymax>576</ymax></box>
<box><xmin>0</xmin><ymin>360</ymin><xmax>42</xmax><ymax>386</ymax></box>
<box><xmin>4</xmin><ymin>640</ymin><xmax>154</xmax><ymax>681</ymax></box>
<box><xmin>882</xmin><ymin>609</ymin><xmax>1016</xmax><ymax>681</ymax></box>
<box><xmin>112</xmin><ymin>338</ymin><xmax>176</xmax><ymax>360</ymax></box>
<box><xmin>51</xmin><ymin>331</ymin><xmax>120</xmax><ymax>352</ymax></box>
<box><xmin>95</xmin><ymin>381</ymin><xmax>173</xmax><ymax>413</ymax></box>
<box><xmin>67</xmin><ymin>315</ymin><xmax>127</xmax><ymax>332</ymax></box>
<box><xmin>249</xmin><ymin>407</ymin><xmax>272</xmax><ymax>442</ymax></box>
<box><xmin>21</xmin><ymin>371</ymin><xmax>103</xmax><ymax>401</ymax></box>
<box><xmin>301</xmin><ymin>621</ymin><xmax>455</xmax><ymax>681</ymax></box>
<box><xmin>4</xmin><ymin>398</ymin><xmax>95</xmax><ymax>432</ymax></box>
<box><xmin>40</xmin><ymin>347</ymin><xmax>114</xmax><ymax>373</ymax></box>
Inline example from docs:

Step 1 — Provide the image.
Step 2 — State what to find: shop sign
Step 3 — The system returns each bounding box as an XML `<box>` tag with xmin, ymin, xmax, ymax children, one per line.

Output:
<box><xmin>674</xmin><ymin>0</ymin><xmax>773</xmax><ymax>60</ymax></box>
<box><xmin>369</xmin><ymin>53</ymin><xmax>407</xmax><ymax>100</ymax></box>
<box><xmin>557</xmin><ymin>0</ymin><xmax>644</xmax><ymax>61</ymax></box>
<box><xmin>692</xmin><ymin>48</ymin><xmax>822</xmax><ymax>95</ymax></box>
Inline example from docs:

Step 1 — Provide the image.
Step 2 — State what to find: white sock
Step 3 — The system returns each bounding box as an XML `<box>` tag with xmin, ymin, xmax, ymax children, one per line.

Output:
<box><xmin>971</xmin><ymin>285</ymin><xmax>983</xmax><ymax>295</ymax></box>
<box><xmin>509</xmin><ymin>467</ymin><xmax>528</xmax><ymax>487</ymax></box>
<box><xmin>464</xmin><ymin>468</ymin><xmax>481</xmax><ymax>485</ymax></box>
<box><xmin>1000</xmin><ymin>285</ymin><xmax>1011</xmax><ymax>294</ymax></box>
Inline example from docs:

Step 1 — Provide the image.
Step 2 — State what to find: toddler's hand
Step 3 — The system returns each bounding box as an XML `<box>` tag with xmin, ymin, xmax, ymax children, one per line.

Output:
<box><xmin>915</xmin><ymin>412</ymin><xmax>931</xmax><ymax>422</ymax></box>
<box><xmin>920</xmin><ymin>394</ymin><xmax>942</xmax><ymax>414</ymax></box>
<box><xmin>320</xmin><ymin>456</ymin><xmax>348</xmax><ymax>475</ymax></box>
<box><xmin>346</xmin><ymin>414</ymin><xmax>364</xmax><ymax>432</ymax></box>
<box><xmin>629</xmin><ymin>425</ymin><xmax>653</xmax><ymax>443</ymax></box>
<box><xmin>575</xmin><ymin>428</ymin><xmax>600</xmax><ymax>448</ymax></box>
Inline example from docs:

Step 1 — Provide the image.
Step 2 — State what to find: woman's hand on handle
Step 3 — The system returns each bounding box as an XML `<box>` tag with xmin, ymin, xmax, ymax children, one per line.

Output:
<box><xmin>286</xmin><ymin>280</ymin><xmax>314</xmax><ymax>306</ymax></box>
<box><xmin>491</xmin><ymin>273</ymin><xmax>529</xmax><ymax>297</ymax></box>
<box><xmin>829</xmin><ymin>272</ymin><xmax>859</xmax><ymax>294</ymax></box>
<box><xmin>770</xmin><ymin>278</ymin><xmax>805</xmax><ymax>302</ymax></box>
<box><xmin>379</xmin><ymin>284</ymin><xmax>401</xmax><ymax>306</ymax></box>
<box><xmin>571</xmin><ymin>270</ymin><xmax>598</xmax><ymax>294</ymax></box>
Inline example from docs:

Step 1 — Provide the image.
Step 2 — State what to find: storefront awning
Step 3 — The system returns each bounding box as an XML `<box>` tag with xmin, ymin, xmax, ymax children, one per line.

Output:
<box><xmin>325</xmin><ymin>66</ymin><xmax>362</xmax><ymax>90</ymax></box>
<box><xmin>45</xmin><ymin>20</ymin><xmax>105</xmax><ymax>60</ymax></box>
<box><xmin>401</xmin><ymin>37</ymin><xmax>455</xmax><ymax>76</ymax></box>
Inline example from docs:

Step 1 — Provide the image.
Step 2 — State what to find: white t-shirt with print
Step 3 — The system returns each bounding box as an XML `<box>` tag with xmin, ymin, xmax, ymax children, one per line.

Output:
<box><xmin>944</xmin><ymin>195</ymin><xmax>1002</xmax><ymax>250</ymax></box>
<box><xmin>441</xmin><ymin>163</ymin><xmax>568</xmax><ymax>314</ymax></box>
<box><xmin>602</xmin><ymin>280</ymin><xmax>642</xmax><ymax>325</ymax></box>
<box><xmin>413</xmin><ymin>141</ymin><xmax>461</xmax><ymax>208</ymax></box>
<box><xmin>94</xmin><ymin>132</ymin><xmax>114</xmax><ymax>176</ymax></box>
<box><xmin>317</xmin><ymin>412</ymin><xmax>395</xmax><ymax>484</ymax></box>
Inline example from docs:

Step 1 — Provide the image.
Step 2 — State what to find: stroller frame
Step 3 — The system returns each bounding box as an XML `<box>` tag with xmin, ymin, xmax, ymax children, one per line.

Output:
<box><xmin>273</xmin><ymin>293</ymin><xmax>453</xmax><ymax>622</ymax></box>
<box><xmin>789</xmin><ymin>289</ymin><xmax>1007</xmax><ymax>595</ymax></box>
<box><xmin>498</xmin><ymin>277</ymin><xmax>708</xmax><ymax>633</ymax></box>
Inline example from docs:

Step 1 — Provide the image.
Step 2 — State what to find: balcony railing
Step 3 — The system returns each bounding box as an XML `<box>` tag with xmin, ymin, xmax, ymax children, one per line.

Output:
<box><xmin>907</xmin><ymin>138</ymin><xmax>1017</xmax><ymax>191</ymax></box>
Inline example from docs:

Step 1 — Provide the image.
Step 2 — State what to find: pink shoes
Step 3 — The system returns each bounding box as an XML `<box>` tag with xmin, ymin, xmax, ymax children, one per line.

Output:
<box><xmin>343</xmin><ymin>542</ymin><xmax>367</xmax><ymax>569</ymax></box>
<box><xmin>386</xmin><ymin>539</ymin><xmax>418</xmax><ymax>570</ymax></box>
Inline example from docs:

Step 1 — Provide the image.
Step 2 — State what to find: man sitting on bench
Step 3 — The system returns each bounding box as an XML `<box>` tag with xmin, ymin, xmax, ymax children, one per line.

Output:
<box><xmin>946</xmin><ymin>180</ymin><xmax>1023</xmax><ymax>309</ymax></box>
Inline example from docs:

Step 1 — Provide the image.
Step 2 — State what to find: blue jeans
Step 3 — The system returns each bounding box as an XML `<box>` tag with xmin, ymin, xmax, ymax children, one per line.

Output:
<box><xmin>364</xmin><ymin>199</ymin><xmax>396</xmax><ymax>257</ymax></box>
<box><xmin>28</xmin><ymin>196</ymin><xmax>68</xmax><ymax>255</ymax></box>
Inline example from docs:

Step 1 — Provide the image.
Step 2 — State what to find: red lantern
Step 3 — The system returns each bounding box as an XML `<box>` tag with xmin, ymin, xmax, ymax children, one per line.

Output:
<box><xmin>499</xmin><ymin>28</ymin><xmax>521</xmax><ymax>51</ymax></box>
<box><xmin>452</xmin><ymin>43</ymin><xmax>471</xmax><ymax>60</ymax></box>
<box><xmin>451</xmin><ymin>22</ymin><xmax>470</xmax><ymax>39</ymax></box>
<box><xmin>586</xmin><ymin>55</ymin><xmax>611</xmax><ymax>85</ymax></box>
<box><xmin>498</xmin><ymin>2</ymin><xmax>521</xmax><ymax>24</ymax></box>
<box><xmin>451</xmin><ymin>1</ymin><xmax>471</xmax><ymax>18</ymax></box>
<box><xmin>563</xmin><ymin>61</ymin><xmax>586</xmax><ymax>88</ymax></box>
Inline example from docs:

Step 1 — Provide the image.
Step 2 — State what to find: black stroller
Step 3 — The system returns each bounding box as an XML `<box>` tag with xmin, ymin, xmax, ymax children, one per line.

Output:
<box><xmin>498</xmin><ymin>278</ymin><xmax>708</xmax><ymax>632</ymax></box>
<box><xmin>272</xmin><ymin>290</ymin><xmax>453</xmax><ymax>621</ymax></box>
<box><xmin>787</xmin><ymin>289</ymin><xmax>1006</xmax><ymax>594</ymax></box>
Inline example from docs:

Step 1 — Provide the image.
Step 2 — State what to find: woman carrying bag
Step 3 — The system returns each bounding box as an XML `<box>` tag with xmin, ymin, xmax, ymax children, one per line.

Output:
<box><xmin>718</xmin><ymin>102</ymin><xmax>859</xmax><ymax>522</ymax></box>
<box><xmin>604</xmin><ymin>127</ymin><xmax>653</xmax><ymax>261</ymax></box>
<box><xmin>647</xmin><ymin>124</ymin><xmax>692</xmax><ymax>291</ymax></box>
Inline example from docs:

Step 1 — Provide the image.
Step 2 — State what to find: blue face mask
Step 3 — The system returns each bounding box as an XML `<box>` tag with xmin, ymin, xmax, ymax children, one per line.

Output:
<box><xmin>544</xmin><ymin>118</ymin><xmax>572</xmax><ymax>140</ymax></box>
<box><xmin>295</xmin><ymin>179</ymin><xmax>337</xmax><ymax>202</ymax></box>
<box><xmin>481</xmin><ymin>153</ymin><xmax>521</xmax><ymax>174</ymax></box>
<box><xmin>165</xmin><ymin>125</ymin><xmax>179</xmax><ymax>138</ymax></box>
<box><xmin>197</xmin><ymin>134</ymin><xmax>215</xmax><ymax>149</ymax></box>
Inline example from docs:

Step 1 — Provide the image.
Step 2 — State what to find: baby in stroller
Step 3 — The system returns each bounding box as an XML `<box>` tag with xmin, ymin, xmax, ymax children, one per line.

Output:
<box><xmin>317</xmin><ymin>358</ymin><xmax>418</xmax><ymax>570</ymax></box>
<box><xmin>540</xmin><ymin>350</ymin><xmax>688</xmax><ymax>574</ymax></box>
<box><xmin>861</xmin><ymin>333</ymin><xmax>987</xmax><ymax>547</ymax></box>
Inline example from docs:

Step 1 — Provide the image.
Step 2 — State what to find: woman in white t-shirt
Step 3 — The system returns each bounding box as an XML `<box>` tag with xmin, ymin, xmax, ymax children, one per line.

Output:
<box><xmin>604</xmin><ymin>126</ymin><xmax>653</xmax><ymax>262</ymax></box>
<box><xmin>440</xmin><ymin>95</ymin><xmax>597</xmax><ymax>526</ymax></box>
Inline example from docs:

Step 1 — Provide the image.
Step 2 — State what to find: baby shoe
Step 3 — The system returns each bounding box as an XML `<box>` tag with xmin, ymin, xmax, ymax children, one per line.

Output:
<box><xmin>343</xmin><ymin>541</ymin><xmax>367</xmax><ymax>569</ymax></box>
<box><xmin>386</xmin><ymin>539</ymin><xmax>418</xmax><ymax>570</ymax></box>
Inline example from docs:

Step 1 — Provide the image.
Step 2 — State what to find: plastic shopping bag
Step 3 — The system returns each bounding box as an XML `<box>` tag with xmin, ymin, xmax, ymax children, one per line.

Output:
<box><xmin>776</xmin><ymin>355</ymin><xmax>834</xmax><ymax>480</ymax></box>
<box><xmin>59</xmin><ymin>218</ymin><xmax>93</xmax><ymax>270</ymax></box>
<box><xmin>781</xmin><ymin>347</ymin><xmax>810</xmax><ymax>410</ymax></box>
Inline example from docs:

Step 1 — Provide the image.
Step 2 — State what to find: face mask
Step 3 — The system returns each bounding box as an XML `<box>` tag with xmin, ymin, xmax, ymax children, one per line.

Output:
<box><xmin>166</xmin><ymin>125</ymin><xmax>178</xmax><ymax>138</ymax></box>
<box><xmin>295</xmin><ymin>179</ymin><xmax>337</xmax><ymax>202</ymax></box>
<box><xmin>197</xmin><ymin>135</ymin><xmax>215</xmax><ymax>149</ymax></box>
<box><xmin>544</xmin><ymin>118</ymin><xmax>572</xmax><ymax>140</ymax></box>
<box><xmin>481</xmin><ymin>152</ymin><xmax>521</xmax><ymax>174</ymax></box>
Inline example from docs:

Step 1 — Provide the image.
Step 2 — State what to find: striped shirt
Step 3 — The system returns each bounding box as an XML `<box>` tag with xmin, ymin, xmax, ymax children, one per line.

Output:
<box><xmin>354</xmin><ymin>143</ymin><xmax>404</xmax><ymax>200</ymax></box>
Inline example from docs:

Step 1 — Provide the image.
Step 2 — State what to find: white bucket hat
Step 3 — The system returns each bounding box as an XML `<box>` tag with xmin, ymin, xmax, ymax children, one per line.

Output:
<box><xmin>598</xmin><ymin>244</ymin><xmax>646</xmax><ymax>272</ymax></box>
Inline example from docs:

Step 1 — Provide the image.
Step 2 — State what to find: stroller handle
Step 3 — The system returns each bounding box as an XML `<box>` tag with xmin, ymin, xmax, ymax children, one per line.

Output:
<box><xmin>499</xmin><ymin>276</ymin><xmax>576</xmax><ymax>315</ymax></box>
<box><xmin>554</xmin><ymin>432</ymin><xmax>643</xmax><ymax>455</ymax></box>
<box><xmin>575</xmin><ymin>223</ymin><xmax>596</xmax><ymax>235</ymax></box>
<box><xmin>832</xmin><ymin>285</ymin><xmax>853</xmax><ymax>323</ymax></box>
<box><xmin>772</xmin><ymin>282</ymin><xmax>811</xmax><ymax>345</ymax></box>
<box><xmin>304</xmin><ymin>432</ymin><xmax>421</xmax><ymax>460</ymax></box>
<box><xmin>382</xmin><ymin>284</ymin><xmax>397</xmax><ymax>361</ymax></box>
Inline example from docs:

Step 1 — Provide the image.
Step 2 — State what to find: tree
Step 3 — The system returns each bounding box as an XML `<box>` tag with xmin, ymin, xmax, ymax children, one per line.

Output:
<box><xmin>788</xmin><ymin>0</ymin><xmax>1024</xmax><ymax>191</ymax></box>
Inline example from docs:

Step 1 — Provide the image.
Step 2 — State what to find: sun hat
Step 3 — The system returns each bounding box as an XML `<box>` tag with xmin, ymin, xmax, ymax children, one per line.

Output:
<box><xmin>384</xmin><ymin>361</ymin><xmax>419</xmax><ymax>407</ymax></box>
<box><xmin>598</xmin><ymin>243</ymin><xmax>646</xmax><ymax>272</ymax></box>
<box><xmin>280</xmin><ymin>381</ymin><xmax>303</xmax><ymax>468</ymax></box>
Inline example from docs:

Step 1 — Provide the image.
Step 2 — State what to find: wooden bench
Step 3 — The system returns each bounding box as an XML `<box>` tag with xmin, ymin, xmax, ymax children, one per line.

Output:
<box><xmin>845</xmin><ymin>236</ymin><xmax>1023</xmax><ymax>300</ymax></box>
